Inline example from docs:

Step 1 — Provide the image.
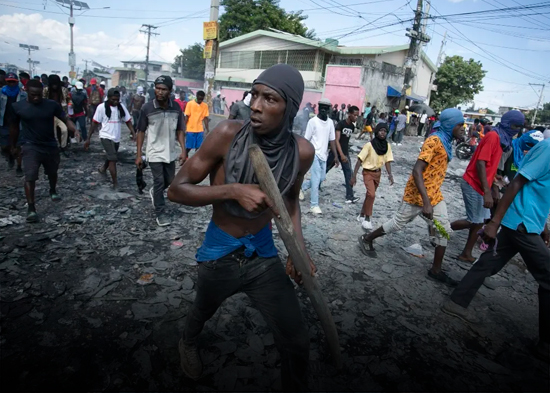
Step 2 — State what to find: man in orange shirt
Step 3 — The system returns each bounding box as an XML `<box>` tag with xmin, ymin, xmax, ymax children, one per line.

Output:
<box><xmin>184</xmin><ymin>90</ymin><xmax>209</xmax><ymax>154</ymax></box>
<box><xmin>358</xmin><ymin>108</ymin><xmax>465</xmax><ymax>286</ymax></box>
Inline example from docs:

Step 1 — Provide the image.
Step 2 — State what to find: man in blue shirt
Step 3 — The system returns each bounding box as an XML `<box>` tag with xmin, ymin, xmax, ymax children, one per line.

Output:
<box><xmin>442</xmin><ymin>138</ymin><xmax>550</xmax><ymax>362</ymax></box>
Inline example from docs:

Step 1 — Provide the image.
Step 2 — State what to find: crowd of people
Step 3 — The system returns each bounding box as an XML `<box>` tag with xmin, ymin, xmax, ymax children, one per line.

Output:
<box><xmin>1</xmin><ymin>63</ymin><xmax>549</xmax><ymax>389</ymax></box>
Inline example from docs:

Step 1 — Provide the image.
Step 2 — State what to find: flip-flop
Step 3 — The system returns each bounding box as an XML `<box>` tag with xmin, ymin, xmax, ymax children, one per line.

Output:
<box><xmin>427</xmin><ymin>269</ymin><xmax>458</xmax><ymax>287</ymax></box>
<box><xmin>358</xmin><ymin>235</ymin><xmax>377</xmax><ymax>257</ymax></box>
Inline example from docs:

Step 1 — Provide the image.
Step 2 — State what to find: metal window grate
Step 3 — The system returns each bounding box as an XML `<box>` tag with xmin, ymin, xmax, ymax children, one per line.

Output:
<box><xmin>220</xmin><ymin>49</ymin><xmax>318</xmax><ymax>71</ymax></box>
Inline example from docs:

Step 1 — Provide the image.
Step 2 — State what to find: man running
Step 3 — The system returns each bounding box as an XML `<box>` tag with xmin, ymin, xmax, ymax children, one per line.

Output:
<box><xmin>358</xmin><ymin>108</ymin><xmax>465</xmax><ymax>286</ymax></box>
<box><xmin>184</xmin><ymin>90</ymin><xmax>209</xmax><ymax>154</ymax></box>
<box><xmin>168</xmin><ymin>64</ymin><xmax>314</xmax><ymax>389</ymax></box>
<box><xmin>9</xmin><ymin>79</ymin><xmax>77</xmax><ymax>222</ymax></box>
<box><xmin>129</xmin><ymin>86</ymin><xmax>146</xmax><ymax>129</ymax></box>
<box><xmin>136</xmin><ymin>76</ymin><xmax>186</xmax><ymax>227</ymax></box>
<box><xmin>300</xmin><ymin>97</ymin><xmax>340</xmax><ymax>215</ymax></box>
<box><xmin>326</xmin><ymin>105</ymin><xmax>359</xmax><ymax>204</ymax></box>
<box><xmin>351</xmin><ymin>122</ymin><xmax>394</xmax><ymax>230</ymax></box>
<box><xmin>442</xmin><ymin>137</ymin><xmax>550</xmax><ymax>362</ymax></box>
<box><xmin>84</xmin><ymin>88</ymin><xmax>135</xmax><ymax>189</ymax></box>
<box><xmin>1</xmin><ymin>73</ymin><xmax>27</xmax><ymax>175</ymax></box>
<box><xmin>451</xmin><ymin>110</ymin><xmax>524</xmax><ymax>262</ymax></box>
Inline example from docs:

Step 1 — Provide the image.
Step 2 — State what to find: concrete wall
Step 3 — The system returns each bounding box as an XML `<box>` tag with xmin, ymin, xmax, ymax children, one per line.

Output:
<box><xmin>413</xmin><ymin>59</ymin><xmax>433</xmax><ymax>98</ymax></box>
<box><xmin>323</xmin><ymin>65</ymin><xmax>365</xmax><ymax>109</ymax></box>
<box><xmin>174</xmin><ymin>79</ymin><xmax>203</xmax><ymax>89</ymax></box>
<box><xmin>376</xmin><ymin>51</ymin><xmax>406</xmax><ymax>67</ymax></box>
<box><xmin>221</xmin><ymin>36</ymin><xmax>314</xmax><ymax>52</ymax></box>
<box><xmin>301</xmin><ymin>89</ymin><xmax>323</xmax><ymax>109</ymax></box>
<box><xmin>218</xmin><ymin>87</ymin><xmax>323</xmax><ymax>112</ymax></box>
<box><xmin>361</xmin><ymin>60</ymin><xmax>405</xmax><ymax>113</ymax></box>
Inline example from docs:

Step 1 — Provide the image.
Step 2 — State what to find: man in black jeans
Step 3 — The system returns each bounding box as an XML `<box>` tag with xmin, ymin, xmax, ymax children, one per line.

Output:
<box><xmin>442</xmin><ymin>137</ymin><xmax>550</xmax><ymax>362</ymax></box>
<box><xmin>168</xmin><ymin>64</ymin><xmax>315</xmax><ymax>390</ymax></box>
<box><xmin>136</xmin><ymin>75</ymin><xmax>186</xmax><ymax>227</ymax></box>
<box><xmin>327</xmin><ymin>105</ymin><xmax>360</xmax><ymax>203</ymax></box>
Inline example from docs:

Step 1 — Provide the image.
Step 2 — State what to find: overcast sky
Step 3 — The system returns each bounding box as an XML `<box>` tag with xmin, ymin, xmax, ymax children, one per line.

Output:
<box><xmin>0</xmin><ymin>0</ymin><xmax>548</xmax><ymax>111</ymax></box>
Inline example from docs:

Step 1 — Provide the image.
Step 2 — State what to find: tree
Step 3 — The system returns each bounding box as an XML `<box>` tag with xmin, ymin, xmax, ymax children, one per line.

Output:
<box><xmin>172</xmin><ymin>43</ymin><xmax>205</xmax><ymax>81</ymax></box>
<box><xmin>219</xmin><ymin>0</ymin><xmax>315</xmax><ymax>42</ymax></box>
<box><xmin>535</xmin><ymin>102</ymin><xmax>550</xmax><ymax>124</ymax></box>
<box><xmin>430</xmin><ymin>55</ymin><xmax>486</xmax><ymax>112</ymax></box>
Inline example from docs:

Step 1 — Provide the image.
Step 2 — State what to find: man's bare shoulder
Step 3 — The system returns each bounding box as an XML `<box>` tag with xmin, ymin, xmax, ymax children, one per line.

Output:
<box><xmin>210</xmin><ymin>119</ymin><xmax>243</xmax><ymax>140</ymax></box>
<box><xmin>294</xmin><ymin>134</ymin><xmax>315</xmax><ymax>169</ymax></box>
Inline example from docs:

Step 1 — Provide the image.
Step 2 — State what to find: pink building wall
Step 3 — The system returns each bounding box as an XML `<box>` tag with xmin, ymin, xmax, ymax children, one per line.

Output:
<box><xmin>323</xmin><ymin>65</ymin><xmax>365</xmax><ymax>110</ymax></box>
<box><xmin>219</xmin><ymin>88</ymin><xmax>247</xmax><ymax>109</ymax></box>
<box><xmin>300</xmin><ymin>90</ymin><xmax>323</xmax><ymax>109</ymax></box>
<box><xmin>175</xmin><ymin>79</ymin><xmax>203</xmax><ymax>89</ymax></box>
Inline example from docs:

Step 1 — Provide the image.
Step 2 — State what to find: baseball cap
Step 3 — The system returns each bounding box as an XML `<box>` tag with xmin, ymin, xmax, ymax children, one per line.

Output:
<box><xmin>75</xmin><ymin>81</ymin><xmax>83</xmax><ymax>90</ymax></box>
<box><xmin>90</xmin><ymin>78</ymin><xmax>97</xmax><ymax>85</ymax></box>
<box><xmin>318</xmin><ymin>97</ymin><xmax>331</xmax><ymax>106</ymax></box>
<box><xmin>100</xmin><ymin>81</ymin><xmax>106</xmax><ymax>86</ymax></box>
<box><xmin>395</xmin><ymin>109</ymin><xmax>400</xmax><ymax>113</ymax></box>
<box><xmin>5</xmin><ymin>72</ymin><xmax>18</xmax><ymax>81</ymax></box>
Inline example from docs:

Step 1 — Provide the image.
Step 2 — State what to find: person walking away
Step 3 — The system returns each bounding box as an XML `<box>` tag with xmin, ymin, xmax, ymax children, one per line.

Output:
<box><xmin>212</xmin><ymin>93</ymin><xmax>221</xmax><ymax>115</ymax></box>
<box><xmin>136</xmin><ymin>75</ymin><xmax>186</xmax><ymax>227</ymax></box>
<box><xmin>358</xmin><ymin>105</ymin><xmax>376</xmax><ymax>140</ymax></box>
<box><xmin>351</xmin><ymin>122</ymin><xmax>394</xmax><ymax>230</ymax></box>
<box><xmin>358</xmin><ymin>108</ymin><xmax>465</xmax><ymax>286</ymax></box>
<box><xmin>326</xmin><ymin>105</ymin><xmax>360</xmax><ymax>204</ymax></box>
<box><xmin>70</xmin><ymin>81</ymin><xmax>88</xmax><ymax>142</ymax></box>
<box><xmin>442</xmin><ymin>137</ymin><xmax>550</xmax><ymax>362</ymax></box>
<box><xmin>299</xmin><ymin>97</ymin><xmax>340</xmax><ymax>215</ymax></box>
<box><xmin>376</xmin><ymin>112</ymin><xmax>386</xmax><ymax>125</ymax></box>
<box><xmin>184</xmin><ymin>90</ymin><xmax>209</xmax><ymax>154</ymax></box>
<box><xmin>43</xmin><ymin>74</ymin><xmax>70</xmax><ymax>148</ymax></box>
<box><xmin>1</xmin><ymin>73</ymin><xmax>27</xmax><ymax>175</ymax></box>
<box><xmin>9</xmin><ymin>79</ymin><xmax>77</xmax><ymax>222</ymax></box>
<box><xmin>387</xmin><ymin>109</ymin><xmax>399</xmax><ymax>140</ymax></box>
<box><xmin>229</xmin><ymin>91</ymin><xmax>251</xmax><ymax>121</ymax></box>
<box><xmin>418</xmin><ymin>110</ymin><xmax>427</xmax><ymax>137</ymax></box>
<box><xmin>87</xmin><ymin>78</ymin><xmax>104</xmax><ymax>123</ymax></box>
<box><xmin>84</xmin><ymin>88</ymin><xmax>135</xmax><ymax>189</ymax></box>
<box><xmin>337</xmin><ymin>103</ymin><xmax>347</xmax><ymax>122</ymax></box>
<box><xmin>129</xmin><ymin>86</ymin><xmax>146</xmax><ymax>129</ymax></box>
<box><xmin>147</xmin><ymin>83</ymin><xmax>155</xmax><ymax>103</ymax></box>
<box><xmin>393</xmin><ymin>108</ymin><xmax>407</xmax><ymax>145</ymax></box>
<box><xmin>450</xmin><ymin>110</ymin><xmax>524</xmax><ymax>263</ymax></box>
<box><xmin>168</xmin><ymin>64</ymin><xmax>314</xmax><ymax>389</ymax></box>
<box><xmin>220</xmin><ymin>95</ymin><xmax>226</xmax><ymax>115</ymax></box>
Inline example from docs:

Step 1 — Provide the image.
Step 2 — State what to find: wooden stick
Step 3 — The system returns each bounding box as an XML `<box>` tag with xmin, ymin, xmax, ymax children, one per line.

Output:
<box><xmin>248</xmin><ymin>144</ymin><xmax>342</xmax><ymax>369</ymax></box>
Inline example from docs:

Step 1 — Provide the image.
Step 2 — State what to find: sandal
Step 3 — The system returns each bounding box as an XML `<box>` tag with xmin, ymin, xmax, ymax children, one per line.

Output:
<box><xmin>358</xmin><ymin>235</ymin><xmax>377</xmax><ymax>257</ymax></box>
<box><xmin>427</xmin><ymin>269</ymin><xmax>458</xmax><ymax>287</ymax></box>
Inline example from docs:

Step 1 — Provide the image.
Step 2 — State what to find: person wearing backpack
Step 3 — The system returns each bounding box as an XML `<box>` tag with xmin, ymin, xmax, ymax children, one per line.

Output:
<box><xmin>86</xmin><ymin>78</ymin><xmax>104</xmax><ymax>122</ymax></box>
<box><xmin>70</xmin><ymin>81</ymin><xmax>88</xmax><ymax>141</ymax></box>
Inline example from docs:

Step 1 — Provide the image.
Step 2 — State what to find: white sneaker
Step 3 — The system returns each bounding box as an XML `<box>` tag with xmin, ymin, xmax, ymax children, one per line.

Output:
<box><xmin>345</xmin><ymin>197</ymin><xmax>360</xmax><ymax>204</ymax></box>
<box><xmin>362</xmin><ymin>220</ymin><xmax>373</xmax><ymax>230</ymax></box>
<box><xmin>310</xmin><ymin>206</ymin><xmax>322</xmax><ymax>215</ymax></box>
<box><xmin>299</xmin><ymin>190</ymin><xmax>305</xmax><ymax>201</ymax></box>
<box><xmin>397</xmin><ymin>143</ymin><xmax>402</xmax><ymax>146</ymax></box>
<box><xmin>392</xmin><ymin>142</ymin><xmax>397</xmax><ymax>145</ymax></box>
<box><xmin>357</xmin><ymin>215</ymin><xmax>365</xmax><ymax>223</ymax></box>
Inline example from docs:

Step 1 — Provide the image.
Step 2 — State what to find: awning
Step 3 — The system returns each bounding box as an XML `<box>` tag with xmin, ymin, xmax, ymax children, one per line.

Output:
<box><xmin>406</xmin><ymin>92</ymin><xmax>427</xmax><ymax>103</ymax></box>
<box><xmin>387</xmin><ymin>85</ymin><xmax>401</xmax><ymax>97</ymax></box>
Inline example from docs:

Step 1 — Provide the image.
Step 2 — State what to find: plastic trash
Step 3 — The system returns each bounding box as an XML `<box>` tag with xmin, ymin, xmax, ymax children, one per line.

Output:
<box><xmin>402</xmin><ymin>243</ymin><xmax>424</xmax><ymax>257</ymax></box>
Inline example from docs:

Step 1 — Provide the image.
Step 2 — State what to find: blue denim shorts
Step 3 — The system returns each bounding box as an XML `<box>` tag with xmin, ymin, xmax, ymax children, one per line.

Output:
<box><xmin>186</xmin><ymin>132</ymin><xmax>204</xmax><ymax>149</ymax></box>
<box><xmin>460</xmin><ymin>178</ymin><xmax>489</xmax><ymax>224</ymax></box>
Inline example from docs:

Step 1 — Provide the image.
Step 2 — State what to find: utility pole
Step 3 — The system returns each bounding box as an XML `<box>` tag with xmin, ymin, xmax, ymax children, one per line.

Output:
<box><xmin>530</xmin><ymin>83</ymin><xmax>546</xmax><ymax>125</ymax></box>
<box><xmin>402</xmin><ymin>0</ymin><xmax>430</xmax><ymax>107</ymax></box>
<box><xmin>84</xmin><ymin>59</ymin><xmax>89</xmax><ymax>73</ymax></box>
<box><xmin>427</xmin><ymin>30</ymin><xmax>446</xmax><ymax>104</ymax></box>
<box><xmin>140</xmin><ymin>24</ymin><xmax>159</xmax><ymax>85</ymax></box>
<box><xmin>204</xmin><ymin>0</ymin><xmax>220</xmax><ymax>111</ymax></box>
<box><xmin>19</xmin><ymin>44</ymin><xmax>39</xmax><ymax>75</ymax></box>
<box><xmin>55</xmin><ymin>0</ymin><xmax>90</xmax><ymax>78</ymax></box>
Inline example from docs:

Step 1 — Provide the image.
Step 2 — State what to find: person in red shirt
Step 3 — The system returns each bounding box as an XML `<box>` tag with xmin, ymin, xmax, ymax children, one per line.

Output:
<box><xmin>451</xmin><ymin>110</ymin><xmax>525</xmax><ymax>262</ymax></box>
<box><xmin>175</xmin><ymin>89</ymin><xmax>187</xmax><ymax>112</ymax></box>
<box><xmin>86</xmin><ymin>78</ymin><xmax>104</xmax><ymax>121</ymax></box>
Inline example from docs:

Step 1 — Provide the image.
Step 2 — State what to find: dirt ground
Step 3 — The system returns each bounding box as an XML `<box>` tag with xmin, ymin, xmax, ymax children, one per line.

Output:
<box><xmin>1</xmin><ymin>116</ymin><xmax>548</xmax><ymax>391</ymax></box>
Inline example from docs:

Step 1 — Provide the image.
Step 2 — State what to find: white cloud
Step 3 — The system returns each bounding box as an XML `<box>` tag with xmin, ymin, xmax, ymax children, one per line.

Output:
<box><xmin>0</xmin><ymin>13</ymin><xmax>180</xmax><ymax>70</ymax></box>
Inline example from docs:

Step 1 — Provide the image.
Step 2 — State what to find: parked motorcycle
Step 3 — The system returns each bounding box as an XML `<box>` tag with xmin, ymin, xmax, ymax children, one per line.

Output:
<box><xmin>455</xmin><ymin>136</ymin><xmax>479</xmax><ymax>160</ymax></box>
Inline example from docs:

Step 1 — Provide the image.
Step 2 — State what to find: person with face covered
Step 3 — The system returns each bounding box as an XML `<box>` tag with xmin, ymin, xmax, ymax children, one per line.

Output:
<box><xmin>351</xmin><ymin>122</ymin><xmax>394</xmax><ymax>230</ymax></box>
<box><xmin>451</xmin><ymin>110</ymin><xmax>525</xmax><ymax>263</ymax></box>
<box><xmin>10</xmin><ymin>79</ymin><xmax>77</xmax><ymax>222</ymax></box>
<box><xmin>168</xmin><ymin>64</ymin><xmax>316</xmax><ymax>389</ymax></box>
<box><xmin>300</xmin><ymin>97</ymin><xmax>340</xmax><ymax>215</ymax></box>
<box><xmin>359</xmin><ymin>108</ymin><xmax>466</xmax><ymax>286</ymax></box>
<box><xmin>85</xmin><ymin>88</ymin><xmax>134</xmax><ymax>189</ymax></box>
<box><xmin>136</xmin><ymin>75</ymin><xmax>186</xmax><ymax>227</ymax></box>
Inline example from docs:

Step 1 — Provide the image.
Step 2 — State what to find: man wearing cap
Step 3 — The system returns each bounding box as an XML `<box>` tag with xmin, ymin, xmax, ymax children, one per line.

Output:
<box><xmin>136</xmin><ymin>75</ymin><xmax>186</xmax><ymax>226</ymax></box>
<box><xmin>87</xmin><ymin>78</ymin><xmax>104</xmax><ymax>121</ymax></box>
<box><xmin>10</xmin><ymin>79</ymin><xmax>77</xmax><ymax>222</ymax></box>
<box><xmin>85</xmin><ymin>88</ymin><xmax>135</xmax><ymax>189</ymax></box>
<box><xmin>70</xmin><ymin>81</ymin><xmax>88</xmax><ymax>142</ymax></box>
<box><xmin>300</xmin><ymin>97</ymin><xmax>340</xmax><ymax>215</ymax></box>
<box><xmin>1</xmin><ymin>72</ymin><xmax>27</xmax><ymax>175</ymax></box>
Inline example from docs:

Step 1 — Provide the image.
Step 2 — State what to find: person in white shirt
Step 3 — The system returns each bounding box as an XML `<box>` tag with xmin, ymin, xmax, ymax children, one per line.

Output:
<box><xmin>418</xmin><ymin>110</ymin><xmax>428</xmax><ymax>137</ymax></box>
<box><xmin>85</xmin><ymin>88</ymin><xmax>135</xmax><ymax>188</ymax></box>
<box><xmin>300</xmin><ymin>97</ymin><xmax>340</xmax><ymax>214</ymax></box>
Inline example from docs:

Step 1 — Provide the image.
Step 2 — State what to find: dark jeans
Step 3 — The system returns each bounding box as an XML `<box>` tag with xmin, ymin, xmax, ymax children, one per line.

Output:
<box><xmin>393</xmin><ymin>129</ymin><xmax>404</xmax><ymax>143</ymax></box>
<box><xmin>149</xmin><ymin>161</ymin><xmax>175</xmax><ymax>215</ymax></box>
<box><xmin>184</xmin><ymin>250</ymin><xmax>309</xmax><ymax>391</ymax></box>
<box><xmin>451</xmin><ymin>225</ymin><xmax>550</xmax><ymax>343</ymax></box>
<box><xmin>327</xmin><ymin>150</ymin><xmax>354</xmax><ymax>200</ymax></box>
<box><xmin>417</xmin><ymin>122</ymin><xmax>424</xmax><ymax>136</ymax></box>
<box><xmin>73</xmin><ymin>116</ymin><xmax>87</xmax><ymax>140</ymax></box>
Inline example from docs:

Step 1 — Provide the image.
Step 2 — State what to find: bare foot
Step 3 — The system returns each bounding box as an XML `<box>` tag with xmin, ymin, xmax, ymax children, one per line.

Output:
<box><xmin>457</xmin><ymin>254</ymin><xmax>476</xmax><ymax>263</ymax></box>
<box><xmin>98</xmin><ymin>167</ymin><xmax>107</xmax><ymax>175</ymax></box>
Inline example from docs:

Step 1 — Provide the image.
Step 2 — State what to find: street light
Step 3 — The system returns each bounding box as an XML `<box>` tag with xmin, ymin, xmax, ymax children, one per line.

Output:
<box><xmin>19</xmin><ymin>43</ymin><xmax>39</xmax><ymax>75</ymax></box>
<box><xmin>55</xmin><ymin>0</ymin><xmax>89</xmax><ymax>76</ymax></box>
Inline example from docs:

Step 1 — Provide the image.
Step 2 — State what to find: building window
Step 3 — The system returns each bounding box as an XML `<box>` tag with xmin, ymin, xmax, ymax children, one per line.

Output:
<box><xmin>220</xmin><ymin>49</ymin><xmax>318</xmax><ymax>71</ymax></box>
<box><xmin>338</xmin><ymin>58</ymin><xmax>362</xmax><ymax>66</ymax></box>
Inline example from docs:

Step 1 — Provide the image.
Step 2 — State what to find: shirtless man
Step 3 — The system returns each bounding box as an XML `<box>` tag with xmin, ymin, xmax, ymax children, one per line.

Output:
<box><xmin>168</xmin><ymin>64</ymin><xmax>315</xmax><ymax>390</ymax></box>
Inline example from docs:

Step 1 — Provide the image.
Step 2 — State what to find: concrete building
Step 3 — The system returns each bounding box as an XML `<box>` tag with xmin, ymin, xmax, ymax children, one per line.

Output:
<box><xmin>215</xmin><ymin>29</ymin><xmax>437</xmax><ymax>113</ymax></box>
